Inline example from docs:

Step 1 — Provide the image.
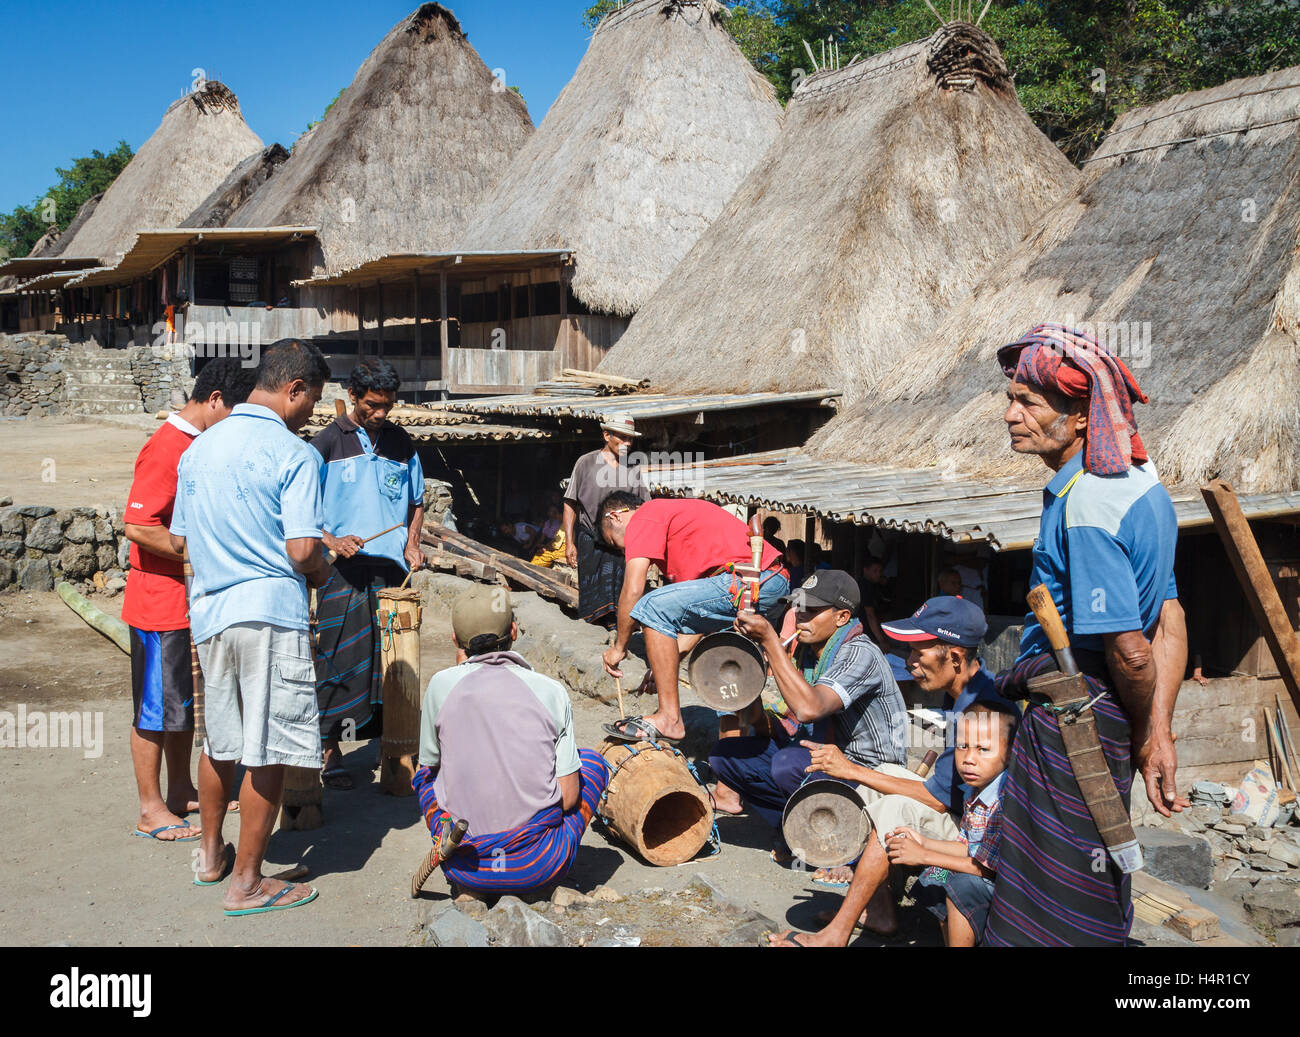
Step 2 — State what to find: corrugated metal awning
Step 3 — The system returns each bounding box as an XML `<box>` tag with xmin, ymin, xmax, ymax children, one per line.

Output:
<box><xmin>293</xmin><ymin>250</ymin><xmax>575</xmax><ymax>288</ymax></box>
<box><xmin>53</xmin><ymin>227</ymin><xmax>317</xmax><ymax>290</ymax></box>
<box><xmin>443</xmin><ymin>389</ymin><xmax>840</xmax><ymax>423</ymax></box>
<box><xmin>648</xmin><ymin>451</ymin><xmax>1300</xmax><ymax>551</ymax></box>
<box><xmin>0</xmin><ymin>255</ymin><xmax>100</xmax><ymax>279</ymax></box>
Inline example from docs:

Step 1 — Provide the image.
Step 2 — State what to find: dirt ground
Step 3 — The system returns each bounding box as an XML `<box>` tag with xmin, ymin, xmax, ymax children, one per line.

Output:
<box><xmin>0</xmin><ymin>588</ymin><xmax>950</xmax><ymax>947</ymax></box>
<box><xmin>0</xmin><ymin>417</ymin><xmax>155</xmax><ymax>510</ymax></box>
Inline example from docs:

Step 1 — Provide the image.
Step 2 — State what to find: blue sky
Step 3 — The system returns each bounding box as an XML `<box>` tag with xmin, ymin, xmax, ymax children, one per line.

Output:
<box><xmin>0</xmin><ymin>0</ymin><xmax>596</xmax><ymax>212</ymax></box>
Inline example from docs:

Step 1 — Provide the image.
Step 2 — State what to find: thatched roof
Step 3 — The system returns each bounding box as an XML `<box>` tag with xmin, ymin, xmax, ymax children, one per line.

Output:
<box><xmin>809</xmin><ymin>67</ymin><xmax>1300</xmax><ymax>494</ymax></box>
<box><xmin>183</xmin><ymin>144</ymin><xmax>289</xmax><ymax>228</ymax></box>
<box><xmin>226</xmin><ymin>4</ymin><xmax>533</xmax><ymax>273</ymax></box>
<box><xmin>598</xmin><ymin>22</ymin><xmax>1079</xmax><ymax>398</ymax></box>
<box><xmin>58</xmin><ymin>83</ymin><xmax>263</xmax><ymax>264</ymax></box>
<box><xmin>19</xmin><ymin>193</ymin><xmax>103</xmax><ymax>261</ymax></box>
<box><xmin>457</xmin><ymin>0</ymin><xmax>783</xmax><ymax>317</ymax></box>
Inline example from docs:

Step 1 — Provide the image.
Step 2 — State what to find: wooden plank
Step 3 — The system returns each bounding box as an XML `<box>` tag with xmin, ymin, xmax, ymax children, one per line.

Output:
<box><xmin>1202</xmin><ymin>480</ymin><xmax>1300</xmax><ymax>713</ymax></box>
<box><xmin>422</xmin><ymin>523</ymin><xmax>577</xmax><ymax>607</ymax></box>
<box><xmin>1131</xmin><ymin>872</ymin><xmax>1221</xmax><ymax>942</ymax></box>
<box><xmin>439</xmin><ymin>270</ymin><xmax>450</xmax><ymax>391</ymax></box>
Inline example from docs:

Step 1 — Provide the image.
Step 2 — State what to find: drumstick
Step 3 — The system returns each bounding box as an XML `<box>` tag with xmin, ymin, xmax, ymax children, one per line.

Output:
<box><xmin>325</xmin><ymin>523</ymin><xmax>405</xmax><ymax>564</ymax></box>
<box><xmin>615</xmin><ymin>677</ymin><xmax>626</xmax><ymax>719</ymax></box>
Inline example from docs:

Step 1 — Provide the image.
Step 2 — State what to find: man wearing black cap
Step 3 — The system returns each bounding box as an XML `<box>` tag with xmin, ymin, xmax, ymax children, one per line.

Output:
<box><xmin>709</xmin><ymin>570</ymin><xmax>908</xmax><ymax>859</ymax></box>
<box><xmin>769</xmin><ymin>595</ymin><xmax>1006</xmax><ymax>947</ymax></box>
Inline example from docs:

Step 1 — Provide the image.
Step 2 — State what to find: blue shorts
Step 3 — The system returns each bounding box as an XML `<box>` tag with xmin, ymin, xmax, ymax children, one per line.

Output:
<box><xmin>918</xmin><ymin>869</ymin><xmax>996</xmax><ymax>938</ymax></box>
<box><xmin>630</xmin><ymin>571</ymin><xmax>790</xmax><ymax>636</ymax></box>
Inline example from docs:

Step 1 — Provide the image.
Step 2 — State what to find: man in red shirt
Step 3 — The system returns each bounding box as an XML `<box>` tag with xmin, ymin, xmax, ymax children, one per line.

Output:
<box><xmin>599</xmin><ymin>493</ymin><xmax>788</xmax><ymax>742</ymax></box>
<box><xmin>123</xmin><ymin>358</ymin><xmax>256</xmax><ymax>841</ymax></box>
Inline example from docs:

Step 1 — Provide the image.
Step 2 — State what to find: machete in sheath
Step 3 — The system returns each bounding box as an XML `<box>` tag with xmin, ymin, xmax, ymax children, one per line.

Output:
<box><xmin>1026</xmin><ymin>584</ymin><xmax>1143</xmax><ymax>875</ymax></box>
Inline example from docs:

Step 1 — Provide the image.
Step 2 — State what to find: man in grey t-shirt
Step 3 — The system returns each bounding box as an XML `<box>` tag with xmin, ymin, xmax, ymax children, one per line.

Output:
<box><xmin>562</xmin><ymin>414</ymin><xmax>649</xmax><ymax>625</ymax></box>
<box><xmin>411</xmin><ymin>587</ymin><xmax>610</xmax><ymax>896</ymax></box>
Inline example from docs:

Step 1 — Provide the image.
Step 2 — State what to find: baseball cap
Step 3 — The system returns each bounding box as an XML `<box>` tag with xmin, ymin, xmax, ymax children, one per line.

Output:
<box><xmin>882</xmin><ymin>596</ymin><xmax>986</xmax><ymax>649</ymax></box>
<box><xmin>452</xmin><ymin>586</ymin><xmax>514</xmax><ymax>653</ymax></box>
<box><xmin>782</xmin><ymin>569</ymin><xmax>860</xmax><ymax>612</ymax></box>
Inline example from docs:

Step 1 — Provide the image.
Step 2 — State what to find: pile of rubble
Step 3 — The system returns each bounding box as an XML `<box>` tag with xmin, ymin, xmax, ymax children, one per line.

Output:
<box><xmin>408</xmin><ymin>875</ymin><xmax>779</xmax><ymax>948</ymax></box>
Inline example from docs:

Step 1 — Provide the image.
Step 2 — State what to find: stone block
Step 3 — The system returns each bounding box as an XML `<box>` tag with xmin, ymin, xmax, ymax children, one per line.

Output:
<box><xmin>24</xmin><ymin>516</ymin><xmax>63</xmax><ymax>552</ymax></box>
<box><xmin>1267</xmin><ymin>842</ymin><xmax>1300</xmax><ymax>867</ymax></box>
<box><xmin>58</xmin><ymin>543</ymin><xmax>98</xmax><ymax>581</ymax></box>
<box><xmin>18</xmin><ymin>558</ymin><xmax>53</xmax><ymax>592</ymax></box>
<box><xmin>64</xmin><ymin>517</ymin><xmax>95</xmax><ymax>544</ymax></box>
<box><xmin>1136</xmin><ymin>827</ymin><xmax>1214</xmax><ymax>888</ymax></box>
<box><xmin>1243</xmin><ymin>884</ymin><xmax>1300</xmax><ymax>928</ymax></box>
<box><xmin>96</xmin><ymin>544</ymin><xmax>119</xmax><ymax>571</ymax></box>
<box><xmin>16</xmin><ymin>505</ymin><xmax>56</xmax><ymax>519</ymax></box>
<box><xmin>483</xmin><ymin>896</ymin><xmax>567</xmax><ymax>947</ymax></box>
<box><xmin>0</xmin><ymin>508</ymin><xmax>23</xmax><ymax>535</ymax></box>
<box><xmin>426</xmin><ymin>906</ymin><xmax>492</xmax><ymax>948</ymax></box>
<box><xmin>551</xmin><ymin>887</ymin><xmax>593</xmax><ymax>908</ymax></box>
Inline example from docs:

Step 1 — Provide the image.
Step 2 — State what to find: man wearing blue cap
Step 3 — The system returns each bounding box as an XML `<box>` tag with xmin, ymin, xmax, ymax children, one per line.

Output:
<box><xmin>769</xmin><ymin>595</ymin><xmax>1005</xmax><ymax>947</ymax></box>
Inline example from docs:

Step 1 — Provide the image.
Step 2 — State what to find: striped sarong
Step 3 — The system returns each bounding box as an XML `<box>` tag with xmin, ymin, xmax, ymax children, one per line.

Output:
<box><xmin>575</xmin><ymin>526</ymin><xmax>624</xmax><ymax>625</ymax></box>
<box><xmin>313</xmin><ymin>555</ymin><xmax>405</xmax><ymax>743</ymax></box>
<box><xmin>412</xmin><ymin>749</ymin><xmax>610</xmax><ymax>895</ymax></box>
<box><xmin>984</xmin><ymin>652</ymin><xmax>1134</xmax><ymax>946</ymax></box>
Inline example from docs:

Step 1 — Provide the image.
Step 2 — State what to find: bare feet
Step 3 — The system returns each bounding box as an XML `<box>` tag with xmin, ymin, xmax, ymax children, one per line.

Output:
<box><xmin>223</xmin><ymin>876</ymin><xmax>317</xmax><ymax>914</ymax></box>
<box><xmin>194</xmin><ymin>842</ymin><xmax>234</xmax><ymax>884</ymax></box>
<box><xmin>812</xmin><ymin>866</ymin><xmax>853</xmax><ymax>885</ymax></box>
<box><xmin>137</xmin><ymin>806</ymin><xmax>200</xmax><ymax>841</ymax></box>
<box><xmin>711</xmin><ymin>784</ymin><xmax>745</xmax><ymax>815</ymax></box>
<box><xmin>165</xmin><ymin>786</ymin><xmax>201</xmax><ymax>816</ymax></box>
<box><xmin>767</xmin><ymin>927</ymin><xmax>845</xmax><ymax>948</ymax></box>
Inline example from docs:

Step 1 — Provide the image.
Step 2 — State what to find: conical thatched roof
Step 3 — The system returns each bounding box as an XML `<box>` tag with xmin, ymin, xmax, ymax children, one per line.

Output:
<box><xmin>227</xmin><ymin>3</ymin><xmax>533</xmax><ymax>273</ymax></box>
<box><xmin>457</xmin><ymin>0</ymin><xmax>783</xmax><ymax>317</ymax></box>
<box><xmin>809</xmin><ymin>68</ymin><xmax>1300</xmax><ymax>494</ymax></box>
<box><xmin>598</xmin><ymin>22</ymin><xmax>1079</xmax><ymax>399</ymax></box>
<box><xmin>58</xmin><ymin>83</ymin><xmax>263</xmax><ymax>264</ymax></box>
<box><xmin>183</xmin><ymin>144</ymin><xmax>290</xmax><ymax>228</ymax></box>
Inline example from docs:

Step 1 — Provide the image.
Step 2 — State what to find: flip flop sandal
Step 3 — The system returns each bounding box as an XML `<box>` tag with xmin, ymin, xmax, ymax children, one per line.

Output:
<box><xmin>321</xmin><ymin>766</ymin><xmax>354</xmax><ymax>791</ymax></box>
<box><xmin>601</xmin><ymin>715</ymin><xmax>681</xmax><ymax>744</ymax></box>
<box><xmin>811</xmin><ymin>871</ymin><xmax>853</xmax><ymax>890</ymax></box>
<box><xmin>193</xmin><ymin>844</ymin><xmax>236</xmax><ymax>886</ymax></box>
<box><xmin>763</xmin><ymin>931</ymin><xmax>810</xmax><ymax>948</ymax></box>
<box><xmin>224</xmin><ymin>884</ymin><xmax>319</xmax><ymax>917</ymax></box>
<box><xmin>134</xmin><ymin>824</ymin><xmax>200</xmax><ymax>843</ymax></box>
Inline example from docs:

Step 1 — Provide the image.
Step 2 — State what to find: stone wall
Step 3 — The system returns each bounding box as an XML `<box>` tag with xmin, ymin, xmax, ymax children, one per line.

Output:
<box><xmin>1</xmin><ymin>334</ymin><xmax>68</xmax><ymax>417</ymax></box>
<box><xmin>0</xmin><ymin>504</ymin><xmax>128</xmax><ymax>594</ymax></box>
<box><xmin>129</xmin><ymin>346</ymin><xmax>193</xmax><ymax>413</ymax></box>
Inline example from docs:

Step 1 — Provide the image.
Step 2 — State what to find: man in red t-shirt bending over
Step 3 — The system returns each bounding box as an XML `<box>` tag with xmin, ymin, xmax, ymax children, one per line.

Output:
<box><xmin>123</xmin><ymin>358</ymin><xmax>256</xmax><ymax>842</ymax></box>
<box><xmin>599</xmin><ymin>494</ymin><xmax>788</xmax><ymax>743</ymax></box>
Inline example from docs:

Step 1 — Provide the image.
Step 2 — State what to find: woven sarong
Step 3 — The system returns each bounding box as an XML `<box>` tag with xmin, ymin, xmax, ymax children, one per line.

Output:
<box><xmin>575</xmin><ymin>526</ymin><xmax>624</xmax><ymax>625</ymax></box>
<box><xmin>412</xmin><ymin>749</ymin><xmax>609</xmax><ymax>894</ymax></box>
<box><xmin>313</xmin><ymin>555</ymin><xmax>405</xmax><ymax>743</ymax></box>
<box><xmin>984</xmin><ymin>652</ymin><xmax>1134</xmax><ymax>946</ymax></box>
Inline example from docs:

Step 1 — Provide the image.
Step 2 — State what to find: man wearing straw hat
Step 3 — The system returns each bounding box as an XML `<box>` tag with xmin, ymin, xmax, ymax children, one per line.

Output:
<box><xmin>562</xmin><ymin>413</ymin><xmax>649</xmax><ymax>626</ymax></box>
<box><xmin>411</xmin><ymin>587</ymin><xmax>610</xmax><ymax>896</ymax></box>
<box><xmin>310</xmin><ymin>359</ymin><xmax>427</xmax><ymax>790</ymax></box>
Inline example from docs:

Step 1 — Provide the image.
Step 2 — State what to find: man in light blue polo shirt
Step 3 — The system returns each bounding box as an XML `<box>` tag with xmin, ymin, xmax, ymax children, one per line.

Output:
<box><xmin>170</xmin><ymin>339</ymin><xmax>333</xmax><ymax>917</ymax></box>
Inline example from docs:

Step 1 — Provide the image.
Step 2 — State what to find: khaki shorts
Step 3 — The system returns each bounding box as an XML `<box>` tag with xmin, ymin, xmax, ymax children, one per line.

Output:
<box><xmin>857</xmin><ymin>763</ymin><xmax>962</xmax><ymax>848</ymax></box>
<box><xmin>197</xmin><ymin>622</ymin><xmax>322</xmax><ymax>769</ymax></box>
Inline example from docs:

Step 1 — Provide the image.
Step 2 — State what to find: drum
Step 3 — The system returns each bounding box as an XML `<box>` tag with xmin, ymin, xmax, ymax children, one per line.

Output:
<box><xmin>781</xmin><ymin>778</ymin><xmax>873</xmax><ymax>869</ymax></box>
<box><xmin>597</xmin><ymin>738</ymin><xmax>714</xmax><ymax>867</ymax></box>
<box><xmin>378</xmin><ymin>587</ymin><xmax>422</xmax><ymax>796</ymax></box>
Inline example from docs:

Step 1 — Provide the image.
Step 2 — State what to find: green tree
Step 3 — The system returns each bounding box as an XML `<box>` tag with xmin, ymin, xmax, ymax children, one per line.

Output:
<box><xmin>0</xmin><ymin>141</ymin><xmax>132</xmax><ymax>259</ymax></box>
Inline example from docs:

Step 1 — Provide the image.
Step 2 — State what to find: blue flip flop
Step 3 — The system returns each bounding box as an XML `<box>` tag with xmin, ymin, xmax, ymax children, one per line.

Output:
<box><xmin>135</xmin><ymin>824</ymin><xmax>200</xmax><ymax>843</ymax></box>
<box><xmin>224</xmin><ymin>884</ymin><xmax>318</xmax><ymax>917</ymax></box>
<box><xmin>811</xmin><ymin>869</ymin><xmax>853</xmax><ymax>890</ymax></box>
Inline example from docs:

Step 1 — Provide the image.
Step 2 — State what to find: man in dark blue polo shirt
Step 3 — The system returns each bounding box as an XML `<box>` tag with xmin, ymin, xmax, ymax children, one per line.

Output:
<box><xmin>769</xmin><ymin>596</ymin><xmax>1004</xmax><ymax>947</ymax></box>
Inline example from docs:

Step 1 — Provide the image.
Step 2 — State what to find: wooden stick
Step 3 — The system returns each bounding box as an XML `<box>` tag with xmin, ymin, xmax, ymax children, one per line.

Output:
<box><xmin>1266</xmin><ymin>707</ymin><xmax>1297</xmax><ymax>794</ymax></box>
<box><xmin>615</xmin><ymin>677</ymin><xmax>626</xmax><ymax>719</ymax></box>
<box><xmin>333</xmin><ymin>398</ymin><xmax>346</xmax><ymax>417</ymax></box>
<box><xmin>1276</xmin><ymin>694</ymin><xmax>1300</xmax><ymax>793</ymax></box>
<box><xmin>1201</xmin><ymin>480</ymin><xmax>1300</xmax><ymax>714</ymax></box>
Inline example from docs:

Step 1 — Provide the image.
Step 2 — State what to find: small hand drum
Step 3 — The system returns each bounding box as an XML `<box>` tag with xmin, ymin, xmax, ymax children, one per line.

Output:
<box><xmin>781</xmin><ymin>779</ymin><xmax>873</xmax><ymax>869</ymax></box>
<box><xmin>686</xmin><ymin>631</ymin><xmax>767</xmax><ymax>712</ymax></box>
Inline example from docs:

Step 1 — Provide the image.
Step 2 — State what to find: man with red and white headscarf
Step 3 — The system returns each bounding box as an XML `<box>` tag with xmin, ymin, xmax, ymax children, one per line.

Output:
<box><xmin>986</xmin><ymin>324</ymin><xmax>1189</xmax><ymax>947</ymax></box>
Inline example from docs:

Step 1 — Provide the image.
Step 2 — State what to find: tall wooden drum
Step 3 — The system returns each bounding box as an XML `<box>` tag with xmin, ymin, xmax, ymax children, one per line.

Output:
<box><xmin>597</xmin><ymin>738</ymin><xmax>714</xmax><ymax>867</ymax></box>
<box><xmin>378</xmin><ymin>587</ymin><xmax>423</xmax><ymax>796</ymax></box>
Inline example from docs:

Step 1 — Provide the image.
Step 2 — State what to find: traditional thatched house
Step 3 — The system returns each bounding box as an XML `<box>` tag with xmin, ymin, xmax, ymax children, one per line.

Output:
<box><xmin>182</xmin><ymin>144</ymin><xmax>290</xmax><ymax>229</ymax></box>
<box><xmin>228</xmin><ymin>3</ymin><xmax>532</xmax><ymax>274</ymax></box>
<box><xmin>598</xmin><ymin>22</ymin><xmax>1079</xmax><ymax>401</ymax></box>
<box><xmin>297</xmin><ymin>0</ymin><xmax>784</xmax><ymax>395</ymax></box>
<box><xmin>654</xmin><ymin>69</ymin><xmax>1300</xmax><ymax>781</ymax></box>
<box><xmin>58</xmin><ymin>83</ymin><xmax>264</xmax><ymax>266</ymax></box>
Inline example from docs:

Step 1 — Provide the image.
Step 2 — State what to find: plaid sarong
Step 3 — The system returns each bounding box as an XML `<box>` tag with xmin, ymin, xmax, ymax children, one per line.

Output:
<box><xmin>412</xmin><ymin>749</ymin><xmax>609</xmax><ymax>895</ymax></box>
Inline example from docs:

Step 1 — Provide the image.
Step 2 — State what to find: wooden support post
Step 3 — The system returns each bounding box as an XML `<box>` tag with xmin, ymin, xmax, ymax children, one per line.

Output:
<box><xmin>412</xmin><ymin>272</ymin><xmax>422</xmax><ymax>372</ymax></box>
<box><xmin>356</xmin><ymin>287</ymin><xmax>364</xmax><ymax>355</ymax></box>
<box><xmin>1201</xmin><ymin>479</ymin><xmax>1300</xmax><ymax>712</ymax></box>
<box><xmin>559</xmin><ymin>261</ymin><xmax>572</xmax><ymax>369</ymax></box>
<box><xmin>439</xmin><ymin>270</ymin><xmax>450</xmax><ymax>390</ymax></box>
<box><xmin>376</xmin><ymin>281</ymin><xmax>385</xmax><ymax>357</ymax></box>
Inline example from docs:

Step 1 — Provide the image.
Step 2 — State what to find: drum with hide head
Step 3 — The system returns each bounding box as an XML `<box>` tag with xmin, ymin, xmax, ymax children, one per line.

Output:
<box><xmin>781</xmin><ymin>779</ymin><xmax>873</xmax><ymax>869</ymax></box>
<box><xmin>686</xmin><ymin>631</ymin><xmax>767</xmax><ymax>712</ymax></box>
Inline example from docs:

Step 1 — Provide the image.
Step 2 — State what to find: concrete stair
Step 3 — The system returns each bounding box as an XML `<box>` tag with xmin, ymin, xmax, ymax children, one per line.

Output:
<box><xmin>60</xmin><ymin>347</ymin><xmax>145</xmax><ymax>415</ymax></box>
